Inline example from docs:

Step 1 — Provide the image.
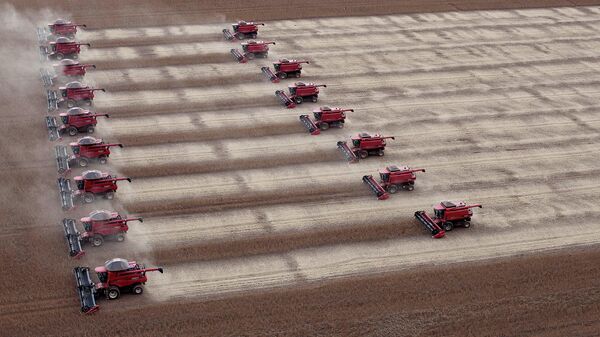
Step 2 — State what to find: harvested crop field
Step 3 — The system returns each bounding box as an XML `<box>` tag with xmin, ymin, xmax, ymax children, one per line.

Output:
<box><xmin>2</xmin><ymin>1</ymin><xmax>600</xmax><ymax>336</ymax></box>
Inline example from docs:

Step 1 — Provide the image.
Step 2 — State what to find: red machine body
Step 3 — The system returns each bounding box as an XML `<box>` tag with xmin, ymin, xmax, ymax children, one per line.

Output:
<box><xmin>363</xmin><ymin>165</ymin><xmax>426</xmax><ymax>200</ymax></box>
<box><xmin>223</xmin><ymin>21</ymin><xmax>264</xmax><ymax>40</ymax></box>
<box><xmin>262</xmin><ymin>59</ymin><xmax>310</xmax><ymax>82</ymax></box>
<box><xmin>69</xmin><ymin>136</ymin><xmax>123</xmax><ymax>166</ymax></box>
<box><xmin>73</xmin><ymin>170</ymin><xmax>131</xmax><ymax>203</ymax></box>
<box><xmin>337</xmin><ymin>133</ymin><xmax>395</xmax><ymax>162</ymax></box>
<box><xmin>44</xmin><ymin>37</ymin><xmax>90</xmax><ymax>60</ymax></box>
<box><xmin>58</xmin><ymin>81</ymin><xmax>105</xmax><ymax>107</ymax></box>
<box><xmin>74</xmin><ymin>259</ymin><xmax>163</xmax><ymax>314</ymax></box>
<box><xmin>56</xmin><ymin>59</ymin><xmax>96</xmax><ymax>76</ymax></box>
<box><xmin>231</xmin><ymin>40</ymin><xmax>275</xmax><ymax>63</ymax></box>
<box><xmin>63</xmin><ymin>210</ymin><xmax>143</xmax><ymax>258</ymax></box>
<box><xmin>415</xmin><ymin>201</ymin><xmax>483</xmax><ymax>238</ymax></box>
<box><xmin>48</xmin><ymin>19</ymin><xmax>86</xmax><ymax>36</ymax></box>
<box><xmin>276</xmin><ymin>82</ymin><xmax>326</xmax><ymax>108</ymax></box>
<box><xmin>299</xmin><ymin>106</ymin><xmax>353</xmax><ymax>135</ymax></box>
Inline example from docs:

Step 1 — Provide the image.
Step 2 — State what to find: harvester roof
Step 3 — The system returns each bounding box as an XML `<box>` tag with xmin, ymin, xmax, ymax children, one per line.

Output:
<box><xmin>67</xmin><ymin>107</ymin><xmax>87</xmax><ymax>115</ymax></box>
<box><xmin>66</xmin><ymin>81</ymin><xmax>85</xmax><ymax>88</ymax></box>
<box><xmin>59</xmin><ymin>59</ymin><xmax>78</xmax><ymax>65</ymax></box>
<box><xmin>104</xmin><ymin>258</ymin><xmax>130</xmax><ymax>271</ymax></box>
<box><xmin>387</xmin><ymin>165</ymin><xmax>409</xmax><ymax>172</ymax></box>
<box><xmin>441</xmin><ymin>201</ymin><xmax>457</xmax><ymax>208</ymax></box>
<box><xmin>359</xmin><ymin>132</ymin><xmax>371</xmax><ymax>138</ymax></box>
<box><xmin>82</xmin><ymin>170</ymin><xmax>103</xmax><ymax>180</ymax></box>
<box><xmin>321</xmin><ymin>106</ymin><xmax>332</xmax><ymax>111</ymax></box>
<box><xmin>54</xmin><ymin>19</ymin><xmax>68</xmax><ymax>24</ymax></box>
<box><xmin>55</xmin><ymin>37</ymin><xmax>71</xmax><ymax>43</ymax></box>
<box><xmin>89</xmin><ymin>210</ymin><xmax>115</xmax><ymax>220</ymax></box>
<box><xmin>77</xmin><ymin>136</ymin><xmax>100</xmax><ymax>145</ymax></box>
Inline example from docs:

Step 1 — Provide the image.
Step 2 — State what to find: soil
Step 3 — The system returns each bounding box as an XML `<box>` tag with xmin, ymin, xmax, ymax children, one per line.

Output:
<box><xmin>2</xmin><ymin>0</ymin><xmax>600</xmax><ymax>336</ymax></box>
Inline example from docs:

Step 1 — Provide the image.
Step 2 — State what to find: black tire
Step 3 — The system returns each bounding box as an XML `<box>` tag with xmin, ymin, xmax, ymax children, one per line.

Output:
<box><xmin>115</xmin><ymin>233</ymin><xmax>125</xmax><ymax>242</ymax></box>
<box><xmin>247</xmin><ymin>53</ymin><xmax>255</xmax><ymax>60</ymax></box>
<box><xmin>295</xmin><ymin>72</ymin><xmax>301</xmax><ymax>78</ymax></box>
<box><xmin>105</xmin><ymin>191</ymin><xmax>114</xmax><ymax>200</ymax></box>
<box><xmin>72</xmin><ymin>54</ymin><xmax>78</xmax><ymax>60</ymax></box>
<box><xmin>311</xmin><ymin>96</ymin><xmax>318</xmax><ymax>103</ymax></box>
<box><xmin>377</xmin><ymin>149</ymin><xmax>385</xmax><ymax>156</ymax></box>
<box><xmin>107</xmin><ymin>287</ymin><xmax>120</xmax><ymax>300</ymax></box>
<box><xmin>66</xmin><ymin>127</ymin><xmax>77</xmax><ymax>136</ymax></box>
<box><xmin>319</xmin><ymin>122</ymin><xmax>329</xmax><ymax>131</ymax></box>
<box><xmin>83</xmin><ymin>192</ymin><xmax>94</xmax><ymax>203</ymax></box>
<box><xmin>280</xmin><ymin>72</ymin><xmax>288</xmax><ymax>79</ymax></box>
<box><xmin>67</xmin><ymin>99</ymin><xmax>76</xmax><ymax>108</ymax></box>
<box><xmin>443</xmin><ymin>222</ymin><xmax>454</xmax><ymax>231</ymax></box>
<box><xmin>387</xmin><ymin>185</ymin><xmax>399</xmax><ymax>194</ymax></box>
<box><xmin>463</xmin><ymin>221</ymin><xmax>471</xmax><ymax>228</ymax></box>
<box><xmin>85</xmin><ymin>99</ymin><xmax>92</xmax><ymax>106</ymax></box>
<box><xmin>132</xmin><ymin>285</ymin><xmax>144</xmax><ymax>295</ymax></box>
<box><xmin>86</xmin><ymin>126</ymin><xmax>95</xmax><ymax>134</ymax></box>
<box><xmin>56</xmin><ymin>53</ymin><xmax>64</xmax><ymax>60</ymax></box>
<box><xmin>358</xmin><ymin>150</ymin><xmax>369</xmax><ymax>159</ymax></box>
<box><xmin>91</xmin><ymin>234</ymin><xmax>104</xmax><ymax>247</ymax></box>
<box><xmin>407</xmin><ymin>184</ymin><xmax>414</xmax><ymax>191</ymax></box>
<box><xmin>250</xmin><ymin>33</ymin><xmax>257</xmax><ymax>39</ymax></box>
<box><xmin>237</xmin><ymin>33</ymin><xmax>245</xmax><ymax>40</ymax></box>
<box><xmin>98</xmin><ymin>156</ymin><xmax>108</xmax><ymax>165</ymax></box>
<box><xmin>78</xmin><ymin>158</ymin><xmax>88</xmax><ymax>167</ymax></box>
<box><xmin>294</xmin><ymin>96</ymin><xmax>303</xmax><ymax>104</ymax></box>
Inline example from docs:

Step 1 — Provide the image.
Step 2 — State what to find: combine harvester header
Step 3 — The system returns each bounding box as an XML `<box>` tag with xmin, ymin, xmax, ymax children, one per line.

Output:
<box><xmin>415</xmin><ymin>201</ymin><xmax>482</xmax><ymax>238</ymax></box>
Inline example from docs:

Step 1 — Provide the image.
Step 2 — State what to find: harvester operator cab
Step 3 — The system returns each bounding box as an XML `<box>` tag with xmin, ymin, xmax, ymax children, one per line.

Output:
<box><xmin>352</xmin><ymin>132</ymin><xmax>371</xmax><ymax>147</ymax></box>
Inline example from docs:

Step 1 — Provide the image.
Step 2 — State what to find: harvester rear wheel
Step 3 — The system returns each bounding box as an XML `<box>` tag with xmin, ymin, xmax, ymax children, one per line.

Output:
<box><xmin>463</xmin><ymin>221</ymin><xmax>471</xmax><ymax>228</ymax></box>
<box><xmin>91</xmin><ymin>235</ymin><xmax>104</xmax><ymax>247</ymax></box>
<box><xmin>387</xmin><ymin>185</ymin><xmax>398</xmax><ymax>194</ymax></box>
<box><xmin>78</xmin><ymin>158</ymin><xmax>88</xmax><ymax>167</ymax></box>
<box><xmin>83</xmin><ymin>193</ymin><xmax>95</xmax><ymax>203</ymax></box>
<box><xmin>98</xmin><ymin>156</ymin><xmax>108</xmax><ymax>165</ymax></box>
<box><xmin>68</xmin><ymin>127</ymin><xmax>78</xmax><ymax>136</ymax></box>
<box><xmin>358</xmin><ymin>150</ymin><xmax>369</xmax><ymax>159</ymax></box>
<box><xmin>133</xmin><ymin>285</ymin><xmax>144</xmax><ymax>295</ymax></box>
<box><xmin>107</xmin><ymin>287</ymin><xmax>120</xmax><ymax>300</ymax></box>
<box><xmin>443</xmin><ymin>222</ymin><xmax>454</xmax><ymax>231</ymax></box>
<box><xmin>319</xmin><ymin>122</ymin><xmax>329</xmax><ymax>131</ymax></box>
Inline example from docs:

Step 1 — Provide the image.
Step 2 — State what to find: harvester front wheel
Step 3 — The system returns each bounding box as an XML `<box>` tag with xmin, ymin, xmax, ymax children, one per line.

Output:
<box><xmin>115</xmin><ymin>233</ymin><xmax>125</xmax><ymax>242</ymax></box>
<box><xmin>56</xmin><ymin>53</ymin><xmax>64</xmax><ymax>60</ymax></box>
<box><xmin>311</xmin><ymin>96</ymin><xmax>318</xmax><ymax>103</ymax></box>
<box><xmin>358</xmin><ymin>150</ymin><xmax>369</xmax><ymax>159</ymax></box>
<box><xmin>98</xmin><ymin>156</ymin><xmax>108</xmax><ymax>165</ymax></box>
<box><xmin>319</xmin><ymin>122</ymin><xmax>329</xmax><ymax>131</ymax></box>
<box><xmin>78</xmin><ymin>158</ymin><xmax>88</xmax><ymax>167</ymax></box>
<box><xmin>377</xmin><ymin>149</ymin><xmax>385</xmax><ymax>156</ymax></box>
<box><xmin>83</xmin><ymin>193</ymin><xmax>95</xmax><ymax>203</ymax></box>
<box><xmin>279</xmin><ymin>72</ymin><xmax>288</xmax><ymax>79</ymax></box>
<box><xmin>133</xmin><ymin>285</ymin><xmax>144</xmax><ymax>295</ymax></box>
<box><xmin>247</xmin><ymin>53</ymin><xmax>255</xmax><ymax>60</ymax></box>
<box><xmin>294</xmin><ymin>96</ymin><xmax>303</xmax><ymax>104</ymax></box>
<box><xmin>86</xmin><ymin>126</ymin><xmax>95</xmax><ymax>134</ymax></box>
<box><xmin>107</xmin><ymin>287</ymin><xmax>120</xmax><ymax>300</ymax></box>
<box><xmin>91</xmin><ymin>235</ymin><xmax>104</xmax><ymax>247</ymax></box>
<box><xmin>387</xmin><ymin>185</ymin><xmax>398</xmax><ymax>194</ymax></box>
<box><xmin>237</xmin><ymin>33</ymin><xmax>245</xmax><ymax>39</ymax></box>
<box><xmin>463</xmin><ymin>221</ymin><xmax>471</xmax><ymax>228</ymax></box>
<box><xmin>443</xmin><ymin>222</ymin><xmax>454</xmax><ymax>231</ymax></box>
<box><xmin>67</xmin><ymin>99</ymin><xmax>77</xmax><ymax>108</ymax></box>
<box><xmin>105</xmin><ymin>191</ymin><xmax>115</xmax><ymax>200</ymax></box>
<box><xmin>68</xmin><ymin>127</ymin><xmax>78</xmax><ymax>136</ymax></box>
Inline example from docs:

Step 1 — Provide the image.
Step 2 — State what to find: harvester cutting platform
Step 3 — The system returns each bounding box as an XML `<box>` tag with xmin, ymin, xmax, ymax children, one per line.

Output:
<box><xmin>47</xmin><ymin>81</ymin><xmax>105</xmax><ymax>111</ymax></box>
<box><xmin>276</xmin><ymin>82</ymin><xmax>326</xmax><ymax>108</ymax></box>
<box><xmin>223</xmin><ymin>21</ymin><xmax>264</xmax><ymax>40</ymax></box>
<box><xmin>46</xmin><ymin>107</ymin><xmax>109</xmax><ymax>141</ymax></box>
<box><xmin>38</xmin><ymin>19</ymin><xmax>86</xmax><ymax>43</ymax></box>
<box><xmin>415</xmin><ymin>201</ymin><xmax>483</xmax><ymax>238</ymax></box>
<box><xmin>74</xmin><ymin>258</ymin><xmax>163</xmax><ymax>314</ymax></box>
<box><xmin>363</xmin><ymin>165</ymin><xmax>426</xmax><ymax>200</ymax></box>
<box><xmin>262</xmin><ymin>59</ymin><xmax>310</xmax><ymax>82</ymax></box>
<box><xmin>57</xmin><ymin>170</ymin><xmax>131</xmax><ymax>210</ymax></box>
<box><xmin>337</xmin><ymin>133</ymin><xmax>395</xmax><ymax>162</ymax></box>
<box><xmin>300</xmin><ymin>106</ymin><xmax>353</xmax><ymax>135</ymax></box>
<box><xmin>41</xmin><ymin>59</ymin><xmax>96</xmax><ymax>87</ymax></box>
<box><xmin>40</xmin><ymin>37</ymin><xmax>90</xmax><ymax>60</ymax></box>
<box><xmin>63</xmin><ymin>210</ymin><xmax>143</xmax><ymax>258</ymax></box>
<box><xmin>231</xmin><ymin>40</ymin><xmax>275</xmax><ymax>63</ymax></box>
<box><xmin>54</xmin><ymin>136</ymin><xmax>122</xmax><ymax>174</ymax></box>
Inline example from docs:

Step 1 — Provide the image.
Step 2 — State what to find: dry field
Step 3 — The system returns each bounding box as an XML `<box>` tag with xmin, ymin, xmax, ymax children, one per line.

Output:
<box><xmin>1</xmin><ymin>1</ymin><xmax>600</xmax><ymax>336</ymax></box>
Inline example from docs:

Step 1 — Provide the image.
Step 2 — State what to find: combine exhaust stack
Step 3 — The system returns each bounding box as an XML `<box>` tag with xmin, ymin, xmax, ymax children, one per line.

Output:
<box><xmin>73</xmin><ymin>266</ymin><xmax>99</xmax><ymax>314</ymax></box>
<box><xmin>47</xmin><ymin>90</ymin><xmax>59</xmax><ymax>111</ymax></box>
<box><xmin>275</xmin><ymin>90</ymin><xmax>296</xmax><ymax>108</ymax></box>
<box><xmin>261</xmin><ymin>66</ymin><xmax>280</xmax><ymax>83</ymax></box>
<box><xmin>46</xmin><ymin>116</ymin><xmax>61</xmax><ymax>141</ymax></box>
<box><xmin>299</xmin><ymin>115</ymin><xmax>320</xmax><ymax>135</ymax></box>
<box><xmin>57</xmin><ymin>177</ymin><xmax>74</xmax><ymax>210</ymax></box>
<box><xmin>55</xmin><ymin>145</ymin><xmax>71</xmax><ymax>174</ymax></box>
<box><xmin>40</xmin><ymin>68</ymin><xmax>54</xmax><ymax>86</ymax></box>
<box><xmin>337</xmin><ymin>141</ymin><xmax>358</xmax><ymax>163</ymax></box>
<box><xmin>63</xmin><ymin>218</ymin><xmax>84</xmax><ymax>258</ymax></box>
<box><xmin>230</xmin><ymin>49</ymin><xmax>247</xmax><ymax>63</ymax></box>
<box><xmin>362</xmin><ymin>175</ymin><xmax>389</xmax><ymax>200</ymax></box>
<box><xmin>414</xmin><ymin>211</ymin><xmax>445</xmax><ymax>239</ymax></box>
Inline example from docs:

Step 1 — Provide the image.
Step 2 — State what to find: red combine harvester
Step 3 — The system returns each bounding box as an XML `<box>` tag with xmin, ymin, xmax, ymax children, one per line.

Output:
<box><xmin>63</xmin><ymin>210</ymin><xmax>143</xmax><ymax>258</ymax></box>
<box><xmin>300</xmin><ymin>106</ymin><xmax>353</xmax><ymax>135</ymax></box>
<box><xmin>47</xmin><ymin>81</ymin><xmax>105</xmax><ymax>111</ymax></box>
<box><xmin>223</xmin><ymin>21</ymin><xmax>264</xmax><ymax>40</ymax></box>
<box><xmin>37</xmin><ymin>19</ymin><xmax>86</xmax><ymax>44</ymax></box>
<box><xmin>337</xmin><ymin>133</ymin><xmax>395</xmax><ymax>163</ymax></box>
<box><xmin>363</xmin><ymin>165</ymin><xmax>426</xmax><ymax>200</ymax></box>
<box><xmin>231</xmin><ymin>40</ymin><xmax>275</xmax><ymax>63</ymax></box>
<box><xmin>57</xmin><ymin>170</ymin><xmax>131</xmax><ymax>210</ymax></box>
<box><xmin>415</xmin><ymin>201</ymin><xmax>483</xmax><ymax>238</ymax></box>
<box><xmin>40</xmin><ymin>37</ymin><xmax>90</xmax><ymax>60</ymax></box>
<box><xmin>41</xmin><ymin>59</ymin><xmax>96</xmax><ymax>87</ymax></box>
<box><xmin>261</xmin><ymin>59</ymin><xmax>310</xmax><ymax>83</ymax></box>
<box><xmin>74</xmin><ymin>258</ymin><xmax>163</xmax><ymax>314</ymax></box>
<box><xmin>54</xmin><ymin>136</ymin><xmax>123</xmax><ymax>174</ymax></box>
<box><xmin>276</xmin><ymin>82</ymin><xmax>326</xmax><ymax>108</ymax></box>
<box><xmin>46</xmin><ymin>107</ymin><xmax>109</xmax><ymax>141</ymax></box>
